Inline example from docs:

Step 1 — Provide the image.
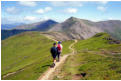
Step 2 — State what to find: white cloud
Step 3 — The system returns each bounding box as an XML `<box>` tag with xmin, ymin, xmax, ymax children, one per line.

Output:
<box><xmin>43</xmin><ymin>16</ymin><xmax>49</xmax><ymax>20</ymax></box>
<box><xmin>2</xmin><ymin>16</ymin><xmax>47</xmax><ymax>24</ymax></box>
<box><xmin>6</xmin><ymin>7</ymin><xmax>18</xmax><ymax>14</ymax></box>
<box><xmin>35</xmin><ymin>7</ymin><xmax>52</xmax><ymax>14</ymax></box>
<box><xmin>2</xmin><ymin>16</ymin><xmax>24</xmax><ymax>24</ymax></box>
<box><xmin>23</xmin><ymin>16</ymin><xmax>48</xmax><ymax>23</ymax></box>
<box><xmin>99</xmin><ymin>1</ymin><xmax>108</xmax><ymax>5</ymax></box>
<box><xmin>45</xmin><ymin>7</ymin><xmax>52</xmax><ymax>12</ymax></box>
<box><xmin>65</xmin><ymin>8</ymin><xmax>78</xmax><ymax>13</ymax></box>
<box><xmin>50</xmin><ymin>1</ymin><xmax>83</xmax><ymax>7</ymax></box>
<box><xmin>108</xmin><ymin>17</ymin><xmax>116</xmax><ymax>20</ymax></box>
<box><xmin>109</xmin><ymin>17</ymin><xmax>113</xmax><ymax>20</ymax></box>
<box><xmin>35</xmin><ymin>9</ymin><xmax>44</xmax><ymax>14</ymax></box>
<box><xmin>19</xmin><ymin>1</ymin><xmax>37</xmax><ymax>7</ymax></box>
<box><xmin>24</xmin><ymin>16</ymin><xmax>37</xmax><ymax>21</ymax></box>
<box><xmin>97</xmin><ymin>6</ymin><xmax>106</xmax><ymax>12</ymax></box>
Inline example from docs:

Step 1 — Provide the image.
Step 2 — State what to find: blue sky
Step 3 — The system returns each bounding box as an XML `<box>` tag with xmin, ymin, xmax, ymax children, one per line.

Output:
<box><xmin>1</xmin><ymin>1</ymin><xmax>121</xmax><ymax>24</ymax></box>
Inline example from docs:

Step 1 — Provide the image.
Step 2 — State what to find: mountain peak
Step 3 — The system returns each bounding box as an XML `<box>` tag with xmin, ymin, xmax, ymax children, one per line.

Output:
<box><xmin>65</xmin><ymin>16</ymin><xmax>80</xmax><ymax>23</ymax></box>
<box><xmin>69</xmin><ymin>16</ymin><xmax>79</xmax><ymax>20</ymax></box>
<box><xmin>45</xmin><ymin>19</ymin><xmax>58</xmax><ymax>23</ymax></box>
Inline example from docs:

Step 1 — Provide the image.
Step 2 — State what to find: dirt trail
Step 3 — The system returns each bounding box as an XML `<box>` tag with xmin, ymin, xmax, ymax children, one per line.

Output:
<box><xmin>42</xmin><ymin>34</ymin><xmax>58</xmax><ymax>42</ymax></box>
<box><xmin>38</xmin><ymin>38</ymin><xmax>77</xmax><ymax>80</ymax></box>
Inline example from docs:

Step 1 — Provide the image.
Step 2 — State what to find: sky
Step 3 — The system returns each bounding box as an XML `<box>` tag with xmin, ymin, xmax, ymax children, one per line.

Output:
<box><xmin>1</xmin><ymin>1</ymin><xmax>121</xmax><ymax>24</ymax></box>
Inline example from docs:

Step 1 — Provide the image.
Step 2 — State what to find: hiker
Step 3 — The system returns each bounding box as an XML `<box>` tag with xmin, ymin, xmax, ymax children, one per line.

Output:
<box><xmin>50</xmin><ymin>43</ymin><xmax>57</xmax><ymax>67</ymax></box>
<box><xmin>57</xmin><ymin>41</ymin><xmax>63</xmax><ymax>62</ymax></box>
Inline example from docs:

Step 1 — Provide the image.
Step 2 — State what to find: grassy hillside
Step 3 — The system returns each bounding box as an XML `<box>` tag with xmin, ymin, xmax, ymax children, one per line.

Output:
<box><xmin>53</xmin><ymin>33</ymin><xmax>121</xmax><ymax>80</ymax></box>
<box><xmin>1</xmin><ymin>31</ymin><xmax>73</xmax><ymax>80</ymax></box>
<box><xmin>62</xmin><ymin>40</ymin><xmax>74</xmax><ymax>55</ymax></box>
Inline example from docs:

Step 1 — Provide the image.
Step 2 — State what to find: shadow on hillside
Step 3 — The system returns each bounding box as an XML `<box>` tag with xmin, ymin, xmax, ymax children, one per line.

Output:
<box><xmin>42</xmin><ymin>64</ymin><xmax>51</xmax><ymax>68</ymax></box>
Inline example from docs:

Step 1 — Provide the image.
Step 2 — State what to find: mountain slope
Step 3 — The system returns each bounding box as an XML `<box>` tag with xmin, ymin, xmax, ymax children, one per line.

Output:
<box><xmin>49</xmin><ymin>17</ymin><xmax>121</xmax><ymax>40</ymax></box>
<box><xmin>1</xmin><ymin>31</ymin><xmax>74</xmax><ymax>80</ymax></box>
<box><xmin>52</xmin><ymin>33</ymin><xmax>121</xmax><ymax>80</ymax></box>
<box><xmin>40</xmin><ymin>32</ymin><xmax>71</xmax><ymax>41</ymax></box>
<box><xmin>1</xmin><ymin>20</ymin><xmax>58</xmax><ymax>40</ymax></box>
<box><xmin>15</xmin><ymin>20</ymin><xmax>58</xmax><ymax>31</ymax></box>
<box><xmin>96</xmin><ymin>20</ymin><xmax>121</xmax><ymax>40</ymax></box>
<box><xmin>49</xmin><ymin>17</ymin><xmax>103</xmax><ymax>40</ymax></box>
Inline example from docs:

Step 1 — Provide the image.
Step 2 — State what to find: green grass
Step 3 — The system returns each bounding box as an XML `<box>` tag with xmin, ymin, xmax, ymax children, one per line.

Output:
<box><xmin>53</xmin><ymin>32</ymin><xmax>121</xmax><ymax>80</ymax></box>
<box><xmin>55</xmin><ymin>52</ymin><xmax>121</xmax><ymax>80</ymax></box>
<box><xmin>62</xmin><ymin>40</ymin><xmax>74</xmax><ymax>55</ymax></box>
<box><xmin>74</xmin><ymin>33</ymin><xmax>121</xmax><ymax>52</ymax></box>
<box><xmin>1</xmin><ymin>31</ymin><xmax>73</xmax><ymax>80</ymax></box>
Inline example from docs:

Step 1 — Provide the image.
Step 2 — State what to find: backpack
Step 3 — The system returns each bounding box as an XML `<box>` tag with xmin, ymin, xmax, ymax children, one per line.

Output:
<box><xmin>57</xmin><ymin>44</ymin><xmax>61</xmax><ymax>51</ymax></box>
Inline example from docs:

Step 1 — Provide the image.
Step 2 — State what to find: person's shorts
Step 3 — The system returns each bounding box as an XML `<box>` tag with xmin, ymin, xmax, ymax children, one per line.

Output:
<box><xmin>57</xmin><ymin>52</ymin><xmax>61</xmax><ymax>55</ymax></box>
<box><xmin>51</xmin><ymin>53</ymin><xmax>56</xmax><ymax>59</ymax></box>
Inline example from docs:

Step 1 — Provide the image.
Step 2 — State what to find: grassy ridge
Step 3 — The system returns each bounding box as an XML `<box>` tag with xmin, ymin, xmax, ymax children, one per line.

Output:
<box><xmin>1</xmin><ymin>32</ymin><xmax>73</xmax><ymax>80</ymax></box>
<box><xmin>53</xmin><ymin>33</ymin><xmax>121</xmax><ymax>80</ymax></box>
<box><xmin>74</xmin><ymin>33</ymin><xmax>121</xmax><ymax>52</ymax></box>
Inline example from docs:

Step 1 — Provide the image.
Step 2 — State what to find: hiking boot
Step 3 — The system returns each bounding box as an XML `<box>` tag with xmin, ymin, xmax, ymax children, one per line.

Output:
<box><xmin>50</xmin><ymin>63</ymin><xmax>55</xmax><ymax>68</ymax></box>
<box><xmin>53</xmin><ymin>63</ymin><xmax>55</xmax><ymax>66</ymax></box>
<box><xmin>57</xmin><ymin>59</ymin><xmax>60</xmax><ymax>62</ymax></box>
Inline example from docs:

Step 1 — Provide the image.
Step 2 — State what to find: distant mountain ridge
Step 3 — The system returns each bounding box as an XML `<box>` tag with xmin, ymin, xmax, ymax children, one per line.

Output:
<box><xmin>1</xmin><ymin>23</ymin><xmax>25</xmax><ymax>30</ymax></box>
<box><xmin>48</xmin><ymin>17</ymin><xmax>121</xmax><ymax>40</ymax></box>
<box><xmin>1</xmin><ymin>19</ymin><xmax>58</xmax><ymax>40</ymax></box>
<box><xmin>1</xmin><ymin>17</ymin><xmax>121</xmax><ymax>40</ymax></box>
<box><xmin>14</xmin><ymin>19</ymin><xmax>58</xmax><ymax>31</ymax></box>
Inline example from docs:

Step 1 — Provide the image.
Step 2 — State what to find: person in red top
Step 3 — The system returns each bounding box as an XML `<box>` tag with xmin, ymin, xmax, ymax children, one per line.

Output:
<box><xmin>57</xmin><ymin>41</ymin><xmax>63</xmax><ymax>62</ymax></box>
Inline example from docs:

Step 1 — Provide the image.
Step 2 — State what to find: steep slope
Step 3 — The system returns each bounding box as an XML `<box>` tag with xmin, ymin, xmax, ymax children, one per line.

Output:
<box><xmin>1</xmin><ymin>31</ymin><xmax>73</xmax><ymax>80</ymax></box>
<box><xmin>15</xmin><ymin>20</ymin><xmax>58</xmax><ymax>31</ymax></box>
<box><xmin>40</xmin><ymin>32</ymin><xmax>71</xmax><ymax>41</ymax></box>
<box><xmin>49</xmin><ymin>17</ymin><xmax>121</xmax><ymax>40</ymax></box>
<box><xmin>49</xmin><ymin>17</ymin><xmax>103</xmax><ymax>40</ymax></box>
<box><xmin>96</xmin><ymin>20</ymin><xmax>121</xmax><ymax>40</ymax></box>
<box><xmin>52</xmin><ymin>33</ymin><xmax>121</xmax><ymax>80</ymax></box>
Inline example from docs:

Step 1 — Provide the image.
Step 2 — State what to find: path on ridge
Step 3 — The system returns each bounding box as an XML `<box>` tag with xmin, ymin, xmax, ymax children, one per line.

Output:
<box><xmin>38</xmin><ymin>36</ymin><xmax>77</xmax><ymax>80</ymax></box>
